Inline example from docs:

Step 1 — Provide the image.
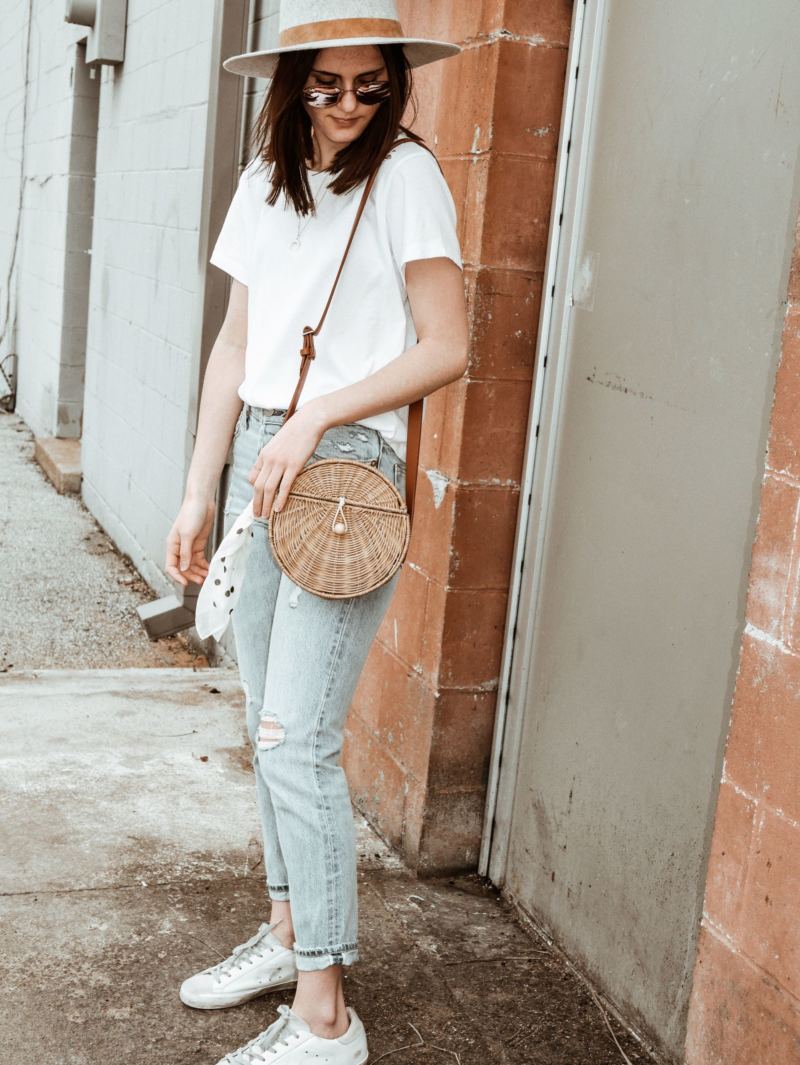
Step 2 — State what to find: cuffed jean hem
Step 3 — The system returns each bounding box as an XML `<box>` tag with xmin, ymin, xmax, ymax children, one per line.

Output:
<box><xmin>294</xmin><ymin>944</ymin><xmax>359</xmax><ymax>971</ymax></box>
<box><xmin>268</xmin><ymin>883</ymin><xmax>291</xmax><ymax>902</ymax></box>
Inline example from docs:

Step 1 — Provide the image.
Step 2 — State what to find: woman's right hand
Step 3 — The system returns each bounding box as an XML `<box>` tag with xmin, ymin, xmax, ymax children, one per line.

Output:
<box><xmin>165</xmin><ymin>495</ymin><xmax>216</xmax><ymax>587</ymax></box>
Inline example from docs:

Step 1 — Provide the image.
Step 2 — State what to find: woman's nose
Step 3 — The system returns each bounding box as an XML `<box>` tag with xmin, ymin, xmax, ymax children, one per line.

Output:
<box><xmin>338</xmin><ymin>88</ymin><xmax>359</xmax><ymax>114</ymax></box>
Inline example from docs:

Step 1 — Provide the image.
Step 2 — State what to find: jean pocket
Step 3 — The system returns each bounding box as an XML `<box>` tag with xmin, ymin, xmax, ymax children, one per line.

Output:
<box><xmin>375</xmin><ymin>433</ymin><xmax>406</xmax><ymax>494</ymax></box>
<box><xmin>392</xmin><ymin>460</ymin><xmax>407</xmax><ymax>495</ymax></box>
<box><xmin>232</xmin><ymin>407</ymin><xmax>246</xmax><ymax>444</ymax></box>
<box><xmin>223</xmin><ymin>485</ymin><xmax>246</xmax><ymax>520</ymax></box>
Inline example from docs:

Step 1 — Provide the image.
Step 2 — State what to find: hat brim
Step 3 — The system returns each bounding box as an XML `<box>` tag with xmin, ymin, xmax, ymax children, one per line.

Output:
<box><xmin>222</xmin><ymin>38</ymin><xmax>461</xmax><ymax>79</ymax></box>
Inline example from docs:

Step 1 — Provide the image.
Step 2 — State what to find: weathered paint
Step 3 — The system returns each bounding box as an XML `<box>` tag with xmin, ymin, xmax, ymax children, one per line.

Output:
<box><xmin>424</xmin><ymin>469</ymin><xmax>449</xmax><ymax>509</ymax></box>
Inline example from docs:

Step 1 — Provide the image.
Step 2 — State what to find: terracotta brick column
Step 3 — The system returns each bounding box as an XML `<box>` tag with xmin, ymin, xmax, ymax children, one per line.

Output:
<box><xmin>342</xmin><ymin>1</ymin><xmax>573</xmax><ymax>872</ymax></box>
<box><xmin>684</xmin><ymin>215</ymin><xmax>800</xmax><ymax>1061</ymax></box>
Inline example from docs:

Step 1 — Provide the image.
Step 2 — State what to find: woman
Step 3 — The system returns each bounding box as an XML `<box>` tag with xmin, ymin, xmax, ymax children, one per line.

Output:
<box><xmin>165</xmin><ymin>3</ymin><xmax>467</xmax><ymax>1062</ymax></box>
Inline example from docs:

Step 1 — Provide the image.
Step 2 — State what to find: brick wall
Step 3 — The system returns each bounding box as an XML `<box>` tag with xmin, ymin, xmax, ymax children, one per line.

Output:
<box><xmin>81</xmin><ymin>0</ymin><xmax>214</xmax><ymax>591</ymax></box>
<box><xmin>684</xmin><ymin>214</ymin><xmax>800</xmax><ymax>1061</ymax></box>
<box><xmin>343</xmin><ymin>0</ymin><xmax>573</xmax><ymax>871</ymax></box>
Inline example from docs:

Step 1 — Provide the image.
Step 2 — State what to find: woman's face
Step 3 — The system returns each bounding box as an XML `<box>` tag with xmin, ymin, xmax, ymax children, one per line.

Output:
<box><xmin>302</xmin><ymin>45</ymin><xmax>388</xmax><ymax>159</ymax></box>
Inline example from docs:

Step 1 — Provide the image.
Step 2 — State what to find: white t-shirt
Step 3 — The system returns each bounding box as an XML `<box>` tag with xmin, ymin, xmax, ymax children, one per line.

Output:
<box><xmin>209</xmin><ymin>139</ymin><xmax>463</xmax><ymax>463</ymax></box>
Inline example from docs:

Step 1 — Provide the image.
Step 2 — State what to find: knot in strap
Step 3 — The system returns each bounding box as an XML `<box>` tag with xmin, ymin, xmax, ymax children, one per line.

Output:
<box><xmin>300</xmin><ymin>326</ymin><xmax>316</xmax><ymax>359</ymax></box>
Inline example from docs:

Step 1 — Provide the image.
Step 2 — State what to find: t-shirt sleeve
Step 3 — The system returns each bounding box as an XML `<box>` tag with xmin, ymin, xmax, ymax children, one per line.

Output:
<box><xmin>209</xmin><ymin>160</ymin><xmax>261</xmax><ymax>286</ymax></box>
<box><xmin>379</xmin><ymin>149</ymin><xmax>463</xmax><ymax>279</ymax></box>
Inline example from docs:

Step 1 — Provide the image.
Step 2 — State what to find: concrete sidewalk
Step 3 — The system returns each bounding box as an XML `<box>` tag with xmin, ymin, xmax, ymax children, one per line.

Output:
<box><xmin>0</xmin><ymin>667</ymin><xmax>658</xmax><ymax>1064</ymax></box>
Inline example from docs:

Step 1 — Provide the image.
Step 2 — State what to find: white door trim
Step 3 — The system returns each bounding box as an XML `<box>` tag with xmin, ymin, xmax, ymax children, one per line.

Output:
<box><xmin>479</xmin><ymin>0</ymin><xmax>608</xmax><ymax>882</ymax></box>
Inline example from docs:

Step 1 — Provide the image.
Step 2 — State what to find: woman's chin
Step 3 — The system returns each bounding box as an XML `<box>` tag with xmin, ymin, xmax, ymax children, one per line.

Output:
<box><xmin>323</xmin><ymin>119</ymin><xmax>366</xmax><ymax>142</ymax></box>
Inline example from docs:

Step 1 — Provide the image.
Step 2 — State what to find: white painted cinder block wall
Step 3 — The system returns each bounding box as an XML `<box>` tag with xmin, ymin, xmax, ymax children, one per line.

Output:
<box><xmin>3</xmin><ymin>0</ymin><xmax>281</xmax><ymax>604</ymax></box>
<box><xmin>0</xmin><ymin>3</ymin><xmax>30</xmax><ymax>408</ymax></box>
<box><xmin>81</xmin><ymin>0</ymin><xmax>215</xmax><ymax>593</ymax></box>
<box><xmin>3</xmin><ymin>1</ymin><xmax>87</xmax><ymax>432</ymax></box>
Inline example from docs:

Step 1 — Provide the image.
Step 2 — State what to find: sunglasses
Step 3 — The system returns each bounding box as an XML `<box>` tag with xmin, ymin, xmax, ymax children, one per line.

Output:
<box><xmin>302</xmin><ymin>81</ymin><xmax>392</xmax><ymax>108</ymax></box>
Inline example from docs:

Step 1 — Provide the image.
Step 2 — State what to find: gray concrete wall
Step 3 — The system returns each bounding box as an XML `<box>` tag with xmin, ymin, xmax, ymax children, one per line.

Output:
<box><xmin>499</xmin><ymin>0</ymin><xmax>800</xmax><ymax>1059</ymax></box>
<box><xmin>0</xmin><ymin>2</ymin><xmax>31</xmax><ymax>408</ymax></box>
<box><xmin>3</xmin><ymin>1</ymin><xmax>89</xmax><ymax>433</ymax></box>
<box><xmin>57</xmin><ymin>41</ymin><xmax>100</xmax><ymax>437</ymax></box>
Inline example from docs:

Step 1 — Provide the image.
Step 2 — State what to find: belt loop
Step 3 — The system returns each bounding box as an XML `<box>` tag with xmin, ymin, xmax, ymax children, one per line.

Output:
<box><xmin>244</xmin><ymin>403</ymin><xmax>251</xmax><ymax>430</ymax></box>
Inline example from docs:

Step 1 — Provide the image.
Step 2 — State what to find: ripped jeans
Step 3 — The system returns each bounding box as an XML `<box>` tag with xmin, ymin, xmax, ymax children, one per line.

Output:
<box><xmin>222</xmin><ymin>402</ymin><xmax>405</xmax><ymax>972</ymax></box>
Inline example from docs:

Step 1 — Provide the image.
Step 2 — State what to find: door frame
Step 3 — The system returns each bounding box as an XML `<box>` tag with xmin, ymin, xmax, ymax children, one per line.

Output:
<box><xmin>479</xmin><ymin>0</ymin><xmax>609</xmax><ymax>882</ymax></box>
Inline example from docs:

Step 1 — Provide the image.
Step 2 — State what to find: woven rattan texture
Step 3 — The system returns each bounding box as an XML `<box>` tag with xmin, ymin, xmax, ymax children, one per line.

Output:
<box><xmin>268</xmin><ymin>459</ymin><xmax>410</xmax><ymax>598</ymax></box>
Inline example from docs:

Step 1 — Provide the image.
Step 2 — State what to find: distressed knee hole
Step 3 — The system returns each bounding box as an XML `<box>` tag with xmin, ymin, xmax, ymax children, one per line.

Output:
<box><xmin>258</xmin><ymin>712</ymin><xmax>286</xmax><ymax>750</ymax></box>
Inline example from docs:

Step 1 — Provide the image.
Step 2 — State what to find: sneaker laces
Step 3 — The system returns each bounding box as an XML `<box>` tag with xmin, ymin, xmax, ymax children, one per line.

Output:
<box><xmin>223</xmin><ymin>1005</ymin><xmax>307</xmax><ymax>1064</ymax></box>
<box><xmin>208</xmin><ymin>922</ymin><xmax>281</xmax><ymax>981</ymax></box>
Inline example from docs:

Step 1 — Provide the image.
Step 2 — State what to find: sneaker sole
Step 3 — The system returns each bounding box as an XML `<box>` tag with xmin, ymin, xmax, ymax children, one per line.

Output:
<box><xmin>179</xmin><ymin>975</ymin><xmax>299</xmax><ymax>1010</ymax></box>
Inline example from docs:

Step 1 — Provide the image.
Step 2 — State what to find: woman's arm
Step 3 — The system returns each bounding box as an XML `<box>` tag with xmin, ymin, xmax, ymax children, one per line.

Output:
<box><xmin>165</xmin><ymin>279</ymin><xmax>248</xmax><ymax>586</ymax></box>
<box><xmin>249</xmin><ymin>256</ymin><xmax>468</xmax><ymax>518</ymax></box>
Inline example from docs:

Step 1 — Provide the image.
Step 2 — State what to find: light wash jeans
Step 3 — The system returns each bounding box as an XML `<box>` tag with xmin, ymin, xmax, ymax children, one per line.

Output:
<box><xmin>222</xmin><ymin>402</ymin><xmax>405</xmax><ymax>972</ymax></box>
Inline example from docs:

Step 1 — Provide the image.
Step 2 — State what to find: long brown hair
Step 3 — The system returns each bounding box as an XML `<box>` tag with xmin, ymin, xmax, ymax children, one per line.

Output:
<box><xmin>250</xmin><ymin>43</ymin><xmax>422</xmax><ymax>216</ymax></box>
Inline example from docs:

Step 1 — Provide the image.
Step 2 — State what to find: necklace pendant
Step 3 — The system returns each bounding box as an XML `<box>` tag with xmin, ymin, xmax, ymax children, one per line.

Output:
<box><xmin>290</xmin><ymin>237</ymin><xmax>301</xmax><ymax>251</ymax></box>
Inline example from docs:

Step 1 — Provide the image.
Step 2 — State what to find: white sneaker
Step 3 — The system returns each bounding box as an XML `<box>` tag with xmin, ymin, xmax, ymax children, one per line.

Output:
<box><xmin>216</xmin><ymin>1003</ymin><xmax>369</xmax><ymax>1064</ymax></box>
<box><xmin>180</xmin><ymin>923</ymin><xmax>298</xmax><ymax>1009</ymax></box>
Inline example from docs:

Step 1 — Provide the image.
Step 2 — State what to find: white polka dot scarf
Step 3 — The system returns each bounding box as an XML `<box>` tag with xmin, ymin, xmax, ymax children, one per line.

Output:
<box><xmin>194</xmin><ymin>500</ymin><xmax>256</xmax><ymax>641</ymax></box>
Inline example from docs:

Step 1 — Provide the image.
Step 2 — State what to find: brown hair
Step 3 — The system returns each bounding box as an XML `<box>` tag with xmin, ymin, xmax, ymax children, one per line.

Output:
<box><xmin>250</xmin><ymin>43</ymin><xmax>423</xmax><ymax>216</ymax></box>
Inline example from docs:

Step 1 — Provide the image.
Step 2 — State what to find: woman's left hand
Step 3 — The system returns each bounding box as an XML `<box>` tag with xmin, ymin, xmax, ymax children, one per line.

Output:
<box><xmin>248</xmin><ymin>401</ymin><xmax>329</xmax><ymax>519</ymax></box>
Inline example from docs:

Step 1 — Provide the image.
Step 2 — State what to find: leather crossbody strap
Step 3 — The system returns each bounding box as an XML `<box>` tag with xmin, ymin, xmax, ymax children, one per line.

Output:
<box><xmin>283</xmin><ymin>135</ymin><xmax>439</xmax><ymax>523</ymax></box>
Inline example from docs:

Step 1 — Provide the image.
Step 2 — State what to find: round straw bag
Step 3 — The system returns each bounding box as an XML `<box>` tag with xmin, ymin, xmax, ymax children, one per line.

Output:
<box><xmin>266</xmin><ymin>137</ymin><xmax>438</xmax><ymax>599</ymax></box>
<box><xmin>268</xmin><ymin>459</ymin><xmax>410</xmax><ymax>598</ymax></box>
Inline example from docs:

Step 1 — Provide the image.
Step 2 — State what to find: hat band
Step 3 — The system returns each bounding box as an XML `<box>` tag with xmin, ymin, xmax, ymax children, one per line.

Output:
<box><xmin>279</xmin><ymin>17</ymin><xmax>404</xmax><ymax>48</ymax></box>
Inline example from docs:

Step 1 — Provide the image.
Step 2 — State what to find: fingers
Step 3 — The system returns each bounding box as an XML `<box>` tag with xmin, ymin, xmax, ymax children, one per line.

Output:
<box><xmin>250</xmin><ymin>438</ymin><xmax>307</xmax><ymax>519</ymax></box>
<box><xmin>253</xmin><ymin>468</ymin><xmax>284</xmax><ymax>519</ymax></box>
<box><xmin>179</xmin><ymin>537</ymin><xmax>193</xmax><ymax>574</ymax></box>
<box><xmin>165</xmin><ymin>527</ymin><xmax>187</xmax><ymax>586</ymax></box>
<box><xmin>183</xmin><ymin>552</ymin><xmax>210</xmax><ymax>585</ymax></box>
<box><xmin>272</xmin><ymin>469</ymin><xmax>296</xmax><ymax>513</ymax></box>
<box><xmin>168</xmin><ymin>562</ymin><xmax>207</xmax><ymax>587</ymax></box>
<box><xmin>165</xmin><ymin>528</ymin><xmax>210</xmax><ymax>587</ymax></box>
<box><xmin>166</xmin><ymin>555</ymin><xmax>207</xmax><ymax>586</ymax></box>
<box><xmin>252</xmin><ymin>461</ymin><xmax>298</xmax><ymax>518</ymax></box>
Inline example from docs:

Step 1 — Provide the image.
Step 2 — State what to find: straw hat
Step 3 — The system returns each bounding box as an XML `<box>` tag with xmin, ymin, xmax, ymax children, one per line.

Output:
<box><xmin>223</xmin><ymin>0</ymin><xmax>461</xmax><ymax>79</ymax></box>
